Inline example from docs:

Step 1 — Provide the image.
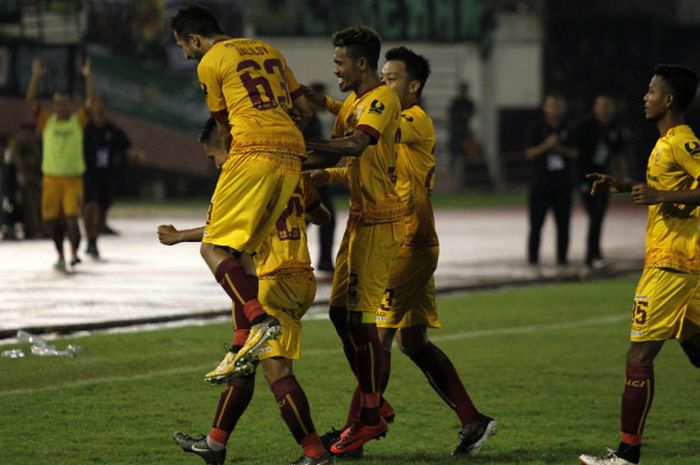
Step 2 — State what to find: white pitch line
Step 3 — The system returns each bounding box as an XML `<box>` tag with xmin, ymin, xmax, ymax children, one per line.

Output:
<box><xmin>0</xmin><ymin>313</ymin><xmax>628</xmax><ymax>397</ymax></box>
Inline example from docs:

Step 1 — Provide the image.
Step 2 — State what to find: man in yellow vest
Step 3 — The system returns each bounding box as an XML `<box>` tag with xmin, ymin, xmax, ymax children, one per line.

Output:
<box><xmin>26</xmin><ymin>58</ymin><xmax>94</xmax><ymax>271</ymax></box>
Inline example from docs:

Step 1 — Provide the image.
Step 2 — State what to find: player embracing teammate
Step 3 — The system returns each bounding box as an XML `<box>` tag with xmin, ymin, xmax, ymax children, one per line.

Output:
<box><xmin>305</xmin><ymin>33</ymin><xmax>496</xmax><ymax>457</ymax></box>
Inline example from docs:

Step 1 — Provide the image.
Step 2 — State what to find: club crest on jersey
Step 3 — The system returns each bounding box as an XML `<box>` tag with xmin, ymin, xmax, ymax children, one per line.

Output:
<box><xmin>369</xmin><ymin>99</ymin><xmax>385</xmax><ymax>115</ymax></box>
<box><xmin>200</xmin><ymin>82</ymin><xmax>208</xmax><ymax>96</ymax></box>
<box><xmin>684</xmin><ymin>141</ymin><xmax>700</xmax><ymax>156</ymax></box>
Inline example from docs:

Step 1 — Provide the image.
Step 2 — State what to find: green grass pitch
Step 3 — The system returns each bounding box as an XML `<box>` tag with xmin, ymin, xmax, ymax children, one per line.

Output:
<box><xmin>1</xmin><ymin>275</ymin><xmax>698</xmax><ymax>465</ymax></box>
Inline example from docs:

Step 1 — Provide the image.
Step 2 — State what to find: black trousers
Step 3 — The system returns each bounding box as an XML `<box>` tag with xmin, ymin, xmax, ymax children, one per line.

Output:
<box><xmin>528</xmin><ymin>182</ymin><xmax>571</xmax><ymax>265</ymax></box>
<box><xmin>579</xmin><ymin>184</ymin><xmax>609</xmax><ymax>265</ymax></box>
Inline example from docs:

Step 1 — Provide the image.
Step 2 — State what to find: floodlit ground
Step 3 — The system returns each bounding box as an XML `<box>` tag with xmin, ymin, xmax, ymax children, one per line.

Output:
<box><xmin>1</xmin><ymin>277</ymin><xmax>699</xmax><ymax>465</ymax></box>
<box><xmin>0</xmin><ymin>201</ymin><xmax>646</xmax><ymax>336</ymax></box>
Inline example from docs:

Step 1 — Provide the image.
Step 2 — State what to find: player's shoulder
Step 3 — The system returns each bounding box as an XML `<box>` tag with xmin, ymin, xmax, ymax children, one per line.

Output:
<box><xmin>403</xmin><ymin>104</ymin><xmax>432</xmax><ymax>124</ymax></box>
<box><xmin>372</xmin><ymin>83</ymin><xmax>400</xmax><ymax>104</ymax></box>
<box><xmin>665</xmin><ymin>125</ymin><xmax>700</xmax><ymax>158</ymax></box>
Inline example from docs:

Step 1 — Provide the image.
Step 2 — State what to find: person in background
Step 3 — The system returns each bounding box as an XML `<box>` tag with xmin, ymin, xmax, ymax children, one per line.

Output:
<box><xmin>302</xmin><ymin>82</ymin><xmax>336</xmax><ymax>275</ymax></box>
<box><xmin>524</xmin><ymin>91</ymin><xmax>577</xmax><ymax>269</ymax></box>
<box><xmin>83</xmin><ymin>98</ymin><xmax>144</xmax><ymax>258</ymax></box>
<box><xmin>26</xmin><ymin>58</ymin><xmax>94</xmax><ymax>271</ymax></box>
<box><xmin>447</xmin><ymin>81</ymin><xmax>476</xmax><ymax>173</ymax></box>
<box><xmin>575</xmin><ymin>93</ymin><xmax>626</xmax><ymax>269</ymax></box>
<box><xmin>4</xmin><ymin>122</ymin><xmax>43</xmax><ymax>239</ymax></box>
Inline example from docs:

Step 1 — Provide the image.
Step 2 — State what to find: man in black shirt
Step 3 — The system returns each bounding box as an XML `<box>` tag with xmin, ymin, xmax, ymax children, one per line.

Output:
<box><xmin>524</xmin><ymin>92</ymin><xmax>578</xmax><ymax>267</ymax></box>
<box><xmin>575</xmin><ymin>94</ymin><xmax>626</xmax><ymax>268</ymax></box>
<box><xmin>83</xmin><ymin>99</ymin><xmax>139</xmax><ymax>257</ymax></box>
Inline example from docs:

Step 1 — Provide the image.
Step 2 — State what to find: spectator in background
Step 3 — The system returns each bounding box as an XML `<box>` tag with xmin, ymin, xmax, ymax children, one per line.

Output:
<box><xmin>0</xmin><ymin>132</ymin><xmax>20</xmax><ymax>239</ymax></box>
<box><xmin>302</xmin><ymin>82</ymin><xmax>336</xmax><ymax>274</ymax></box>
<box><xmin>524</xmin><ymin>91</ymin><xmax>578</xmax><ymax>269</ymax></box>
<box><xmin>575</xmin><ymin>94</ymin><xmax>626</xmax><ymax>269</ymax></box>
<box><xmin>26</xmin><ymin>58</ymin><xmax>94</xmax><ymax>271</ymax></box>
<box><xmin>4</xmin><ymin>122</ymin><xmax>43</xmax><ymax>239</ymax></box>
<box><xmin>447</xmin><ymin>81</ymin><xmax>476</xmax><ymax>171</ymax></box>
<box><xmin>83</xmin><ymin>98</ymin><xmax>143</xmax><ymax>258</ymax></box>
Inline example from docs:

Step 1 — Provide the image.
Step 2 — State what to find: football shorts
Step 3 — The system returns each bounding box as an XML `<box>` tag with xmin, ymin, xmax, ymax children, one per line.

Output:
<box><xmin>330</xmin><ymin>216</ymin><xmax>403</xmax><ymax>320</ymax></box>
<box><xmin>376</xmin><ymin>245</ymin><xmax>441</xmax><ymax>329</ymax></box>
<box><xmin>41</xmin><ymin>175</ymin><xmax>83</xmax><ymax>220</ymax></box>
<box><xmin>257</xmin><ymin>270</ymin><xmax>316</xmax><ymax>360</ymax></box>
<box><xmin>630</xmin><ymin>267</ymin><xmax>700</xmax><ymax>342</ymax></box>
<box><xmin>203</xmin><ymin>151</ymin><xmax>301</xmax><ymax>254</ymax></box>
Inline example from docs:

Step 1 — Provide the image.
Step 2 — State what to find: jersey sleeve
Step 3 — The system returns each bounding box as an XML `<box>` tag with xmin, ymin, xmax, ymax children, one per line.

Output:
<box><xmin>673</xmin><ymin>136</ymin><xmax>700</xmax><ymax>180</ymax></box>
<box><xmin>325</xmin><ymin>167</ymin><xmax>349</xmax><ymax>185</ymax></box>
<box><xmin>197</xmin><ymin>59</ymin><xmax>227</xmax><ymax>116</ymax></box>
<box><xmin>399</xmin><ymin>111</ymin><xmax>431</xmax><ymax>145</ymax></box>
<box><xmin>355</xmin><ymin>88</ymin><xmax>400</xmax><ymax>145</ymax></box>
<box><xmin>323</xmin><ymin>96</ymin><xmax>343</xmax><ymax>116</ymax></box>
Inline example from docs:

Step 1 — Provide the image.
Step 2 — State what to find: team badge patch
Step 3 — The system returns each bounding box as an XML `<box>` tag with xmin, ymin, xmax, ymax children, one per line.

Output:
<box><xmin>684</xmin><ymin>141</ymin><xmax>700</xmax><ymax>156</ymax></box>
<box><xmin>369</xmin><ymin>99</ymin><xmax>385</xmax><ymax>115</ymax></box>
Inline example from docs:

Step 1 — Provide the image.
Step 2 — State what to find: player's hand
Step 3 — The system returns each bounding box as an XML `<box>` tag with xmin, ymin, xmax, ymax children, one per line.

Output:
<box><xmin>586</xmin><ymin>172</ymin><xmax>614</xmax><ymax>196</ymax></box>
<box><xmin>300</xmin><ymin>84</ymin><xmax>326</xmax><ymax>108</ymax></box>
<box><xmin>631</xmin><ymin>184</ymin><xmax>663</xmax><ymax>204</ymax></box>
<box><xmin>80</xmin><ymin>57</ymin><xmax>91</xmax><ymax>77</ymax></box>
<box><xmin>157</xmin><ymin>224</ymin><xmax>181</xmax><ymax>245</ymax></box>
<box><xmin>304</xmin><ymin>169</ymin><xmax>330</xmax><ymax>187</ymax></box>
<box><xmin>31</xmin><ymin>59</ymin><xmax>46</xmax><ymax>78</ymax></box>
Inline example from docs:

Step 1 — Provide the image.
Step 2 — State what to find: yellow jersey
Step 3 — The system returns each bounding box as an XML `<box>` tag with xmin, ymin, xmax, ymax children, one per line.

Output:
<box><xmin>197</xmin><ymin>38</ymin><xmax>305</xmax><ymax>156</ymax></box>
<box><xmin>254</xmin><ymin>179</ymin><xmax>319</xmax><ymax>277</ymax></box>
<box><xmin>331</xmin><ymin>83</ymin><xmax>408</xmax><ymax>224</ymax></box>
<box><xmin>397</xmin><ymin>104</ymin><xmax>439</xmax><ymax>247</ymax></box>
<box><xmin>644</xmin><ymin>124</ymin><xmax>700</xmax><ymax>273</ymax></box>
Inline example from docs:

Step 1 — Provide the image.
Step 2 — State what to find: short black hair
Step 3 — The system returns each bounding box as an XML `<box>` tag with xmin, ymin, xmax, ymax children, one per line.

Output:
<box><xmin>332</xmin><ymin>26</ymin><xmax>381</xmax><ymax>70</ymax></box>
<box><xmin>171</xmin><ymin>4</ymin><xmax>223</xmax><ymax>38</ymax></box>
<box><xmin>384</xmin><ymin>46</ymin><xmax>431</xmax><ymax>98</ymax></box>
<box><xmin>653</xmin><ymin>64</ymin><xmax>698</xmax><ymax>113</ymax></box>
<box><xmin>199</xmin><ymin>117</ymin><xmax>217</xmax><ymax>144</ymax></box>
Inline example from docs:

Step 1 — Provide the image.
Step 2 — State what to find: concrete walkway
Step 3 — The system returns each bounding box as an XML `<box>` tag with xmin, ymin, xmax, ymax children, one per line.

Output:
<box><xmin>0</xmin><ymin>202</ymin><xmax>647</xmax><ymax>339</ymax></box>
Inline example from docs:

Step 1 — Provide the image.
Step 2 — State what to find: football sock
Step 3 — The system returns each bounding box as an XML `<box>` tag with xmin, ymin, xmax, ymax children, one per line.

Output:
<box><xmin>52</xmin><ymin>223</ymin><xmax>65</xmax><ymax>256</ymax></box>
<box><xmin>615</xmin><ymin>442</ymin><xmax>641</xmax><ymax>464</ymax></box>
<box><xmin>300</xmin><ymin>433</ymin><xmax>326</xmax><ymax>460</ymax></box>
<box><xmin>380</xmin><ymin>347</ymin><xmax>391</xmax><ymax>392</ymax></box>
<box><xmin>214</xmin><ymin>258</ymin><xmax>265</xmax><ymax>322</ymax></box>
<box><xmin>329</xmin><ymin>306</ymin><xmax>357</xmax><ymax>373</ymax></box>
<box><xmin>348</xmin><ymin>323</ymin><xmax>383</xmax><ymax>425</ymax></box>
<box><xmin>231</xmin><ymin>301</ymin><xmax>251</xmax><ymax>346</ymax></box>
<box><xmin>271</xmin><ymin>375</ymin><xmax>321</xmax><ymax>451</ymax></box>
<box><xmin>206</xmin><ymin>433</ymin><xmax>226</xmax><ymax>451</ymax></box>
<box><xmin>210</xmin><ymin>374</ymin><xmax>256</xmax><ymax>440</ymax></box>
<box><xmin>409</xmin><ymin>341</ymin><xmax>480</xmax><ymax>425</ymax></box>
<box><xmin>345</xmin><ymin>387</ymin><xmax>361</xmax><ymax>428</ymax></box>
<box><xmin>620</xmin><ymin>362</ymin><xmax>654</xmax><ymax>448</ymax></box>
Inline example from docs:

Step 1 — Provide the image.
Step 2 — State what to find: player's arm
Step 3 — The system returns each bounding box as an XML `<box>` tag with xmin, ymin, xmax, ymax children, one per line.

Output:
<box><xmin>157</xmin><ymin>224</ymin><xmax>204</xmax><ymax>245</ymax></box>
<box><xmin>586</xmin><ymin>172</ymin><xmax>641</xmax><ymax>195</ymax></box>
<box><xmin>304</xmin><ymin>167</ymin><xmax>348</xmax><ymax>187</ymax></box>
<box><xmin>81</xmin><ymin>57</ymin><xmax>95</xmax><ymax>111</ymax></box>
<box><xmin>631</xmin><ymin>184</ymin><xmax>700</xmax><ymax>205</ymax></box>
<box><xmin>301</xmin><ymin>85</ymin><xmax>343</xmax><ymax>116</ymax></box>
<box><xmin>303</xmin><ymin>131</ymin><xmax>370</xmax><ymax>169</ymax></box>
<box><xmin>525</xmin><ymin>133</ymin><xmax>559</xmax><ymax>160</ymax></box>
<box><xmin>26</xmin><ymin>59</ymin><xmax>50</xmax><ymax>129</ymax></box>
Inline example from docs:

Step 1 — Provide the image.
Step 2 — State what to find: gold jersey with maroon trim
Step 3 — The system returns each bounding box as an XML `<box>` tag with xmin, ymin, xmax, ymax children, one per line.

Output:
<box><xmin>332</xmin><ymin>83</ymin><xmax>407</xmax><ymax>224</ymax></box>
<box><xmin>254</xmin><ymin>178</ymin><xmax>318</xmax><ymax>277</ymax></box>
<box><xmin>197</xmin><ymin>38</ymin><xmax>305</xmax><ymax>155</ymax></box>
<box><xmin>397</xmin><ymin>104</ymin><xmax>439</xmax><ymax>247</ymax></box>
<box><xmin>644</xmin><ymin>124</ymin><xmax>700</xmax><ymax>273</ymax></box>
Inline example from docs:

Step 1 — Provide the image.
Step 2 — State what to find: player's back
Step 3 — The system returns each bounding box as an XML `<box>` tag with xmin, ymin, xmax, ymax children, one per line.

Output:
<box><xmin>254</xmin><ymin>180</ymin><xmax>316</xmax><ymax>277</ymax></box>
<box><xmin>397</xmin><ymin>104</ymin><xmax>439</xmax><ymax>246</ymax></box>
<box><xmin>197</xmin><ymin>38</ymin><xmax>305</xmax><ymax>154</ymax></box>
